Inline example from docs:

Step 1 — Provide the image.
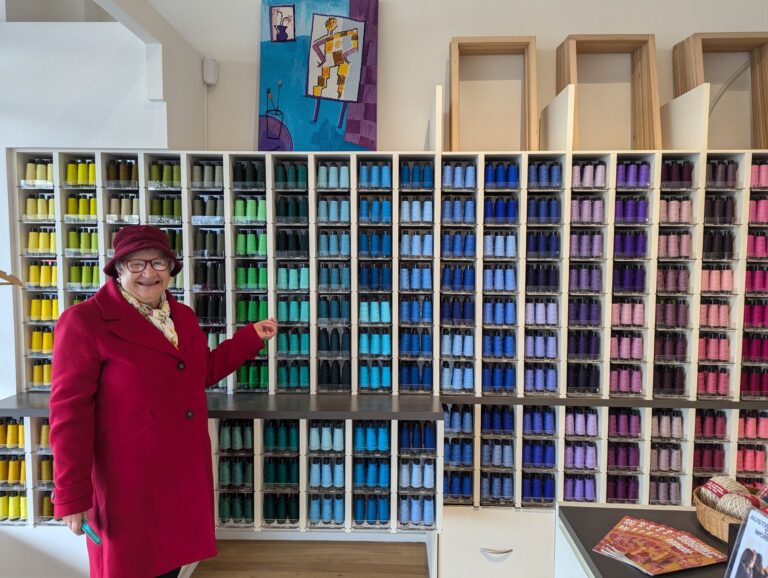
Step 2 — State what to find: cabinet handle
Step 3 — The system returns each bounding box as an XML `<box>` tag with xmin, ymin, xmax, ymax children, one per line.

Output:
<box><xmin>480</xmin><ymin>547</ymin><xmax>514</xmax><ymax>555</ymax></box>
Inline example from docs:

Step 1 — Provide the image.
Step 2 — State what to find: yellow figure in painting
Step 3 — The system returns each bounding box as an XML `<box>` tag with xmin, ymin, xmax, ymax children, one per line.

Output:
<box><xmin>312</xmin><ymin>16</ymin><xmax>359</xmax><ymax>100</ymax></box>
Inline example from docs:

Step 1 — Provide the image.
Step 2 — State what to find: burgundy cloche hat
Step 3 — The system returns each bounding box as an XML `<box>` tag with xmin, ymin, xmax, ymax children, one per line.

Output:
<box><xmin>103</xmin><ymin>225</ymin><xmax>182</xmax><ymax>278</ymax></box>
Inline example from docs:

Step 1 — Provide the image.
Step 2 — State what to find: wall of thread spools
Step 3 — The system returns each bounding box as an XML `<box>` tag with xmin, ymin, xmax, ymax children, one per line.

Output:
<box><xmin>9</xmin><ymin>149</ymin><xmax>768</xmax><ymax>521</ymax></box>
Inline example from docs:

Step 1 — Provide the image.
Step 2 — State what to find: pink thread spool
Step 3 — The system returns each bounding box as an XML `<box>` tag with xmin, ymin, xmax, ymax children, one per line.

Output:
<box><xmin>632</xmin><ymin>303</ymin><xmax>644</xmax><ymax>326</ymax></box>
<box><xmin>621</xmin><ymin>303</ymin><xmax>632</xmax><ymax>326</ymax></box>
<box><xmin>700</xmin><ymin>269</ymin><xmax>711</xmax><ymax>292</ymax></box>
<box><xmin>631</xmin><ymin>368</ymin><xmax>642</xmax><ymax>393</ymax></box>
<box><xmin>659</xmin><ymin>199</ymin><xmax>669</xmax><ymax>223</ymax></box>
<box><xmin>668</xmin><ymin>199</ymin><xmax>680</xmax><ymax>223</ymax></box>
<box><xmin>718</xmin><ymin>370</ymin><xmax>729</xmax><ymax>396</ymax></box>
<box><xmin>619</xmin><ymin>368</ymin><xmax>630</xmax><ymax>392</ymax></box>
<box><xmin>681</xmin><ymin>199</ymin><xmax>692</xmax><ymax>223</ymax></box>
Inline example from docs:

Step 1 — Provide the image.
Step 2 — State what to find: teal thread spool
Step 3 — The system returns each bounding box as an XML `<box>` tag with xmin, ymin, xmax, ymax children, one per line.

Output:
<box><xmin>288</xmin><ymin>299</ymin><xmax>299</xmax><ymax>322</ymax></box>
<box><xmin>300</xmin><ymin>331</ymin><xmax>310</xmax><ymax>355</ymax></box>
<box><xmin>300</xmin><ymin>363</ymin><xmax>309</xmax><ymax>389</ymax></box>
<box><xmin>300</xmin><ymin>299</ymin><xmax>310</xmax><ymax>323</ymax></box>
<box><xmin>289</xmin><ymin>332</ymin><xmax>300</xmax><ymax>355</ymax></box>
<box><xmin>288</xmin><ymin>268</ymin><xmax>299</xmax><ymax>290</ymax></box>
<box><xmin>244</xmin><ymin>460</ymin><xmax>253</xmax><ymax>487</ymax></box>
<box><xmin>297</xmin><ymin>162</ymin><xmax>308</xmax><ymax>188</ymax></box>
<box><xmin>276</xmin><ymin>421</ymin><xmax>288</xmax><ymax>450</ymax></box>
<box><xmin>289</xmin><ymin>422</ymin><xmax>299</xmax><ymax>450</ymax></box>
<box><xmin>277</xmin><ymin>332</ymin><xmax>288</xmax><ymax>354</ymax></box>
<box><xmin>232</xmin><ymin>459</ymin><xmax>244</xmax><ymax>487</ymax></box>
<box><xmin>286</xmin><ymin>163</ymin><xmax>297</xmax><ymax>189</ymax></box>
<box><xmin>277</xmin><ymin>267</ymin><xmax>288</xmax><ymax>289</ymax></box>
<box><xmin>244</xmin><ymin>422</ymin><xmax>253</xmax><ymax>449</ymax></box>
<box><xmin>219</xmin><ymin>421</ymin><xmax>231</xmax><ymax>450</ymax></box>
<box><xmin>299</xmin><ymin>267</ymin><xmax>310</xmax><ymax>290</ymax></box>
<box><xmin>290</xmin><ymin>459</ymin><xmax>299</xmax><ymax>484</ymax></box>
<box><xmin>236</xmin><ymin>233</ymin><xmax>246</xmax><ymax>256</ymax></box>
<box><xmin>264</xmin><ymin>459</ymin><xmax>276</xmax><ymax>484</ymax></box>
<box><xmin>219</xmin><ymin>458</ymin><xmax>231</xmax><ymax>486</ymax></box>
<box><xmin>231</xmin><ymin>494</ymin><xmax>243</xmax><ymax>520</ymax></box>
<box><xmin>276</xmin><ymin>495</ymin><xmax>287</xmax><ymax>522</ymax></box>
<box><xmin>274</xmin><ymin>162</ymin><xmax>287</xmax><ymax>187</ymax></box>
<box><xmin>245</xmin><ymin>495</ymin><xmax>254</xmax><ymax>523</ymax></box>
<box><xmin>299</xmin><ymin>197</ymin><xmax>309</xmax><ymax>220</ymax></box>
<box><xmin>231</xmin><ymin>423</ymin><xmax>243</xmax><ymax>450</ymax></box>
<box><xmin>288</xmin><ymin>363</ymin><xmax>299</xmax><ymax>389</ymax></box>
<box><xmin>263</xmin><ymin>494</ymin><xmax>275</xmax><ymax>521</ymax></box>
<box><xmin>277</xmin><ymin>300</ymin><xmax>288</xmax><ymax>322</ymax></box>
<box><xmin>219</xmin><ymin>493</ymin><xmax>231</xmax><ymax>520</ymax></box>
<box><xmin>234</xmin><ymin>197</ymin><xmax>246</xmax><ymax>218</ymax></box>
<box><xmin>264</xmin><ymin>421</ymin><xmax>276</xmax><ymax>450</ymax></box>
<box><xmin>276</xmin><ymin>459</ymin><xmax>288</xmax><ymax>484</ymax></box>
<box><xmin>278</xmin><ymin>364</ymin><xmax>288</xmax><ymax>387</ymax></box>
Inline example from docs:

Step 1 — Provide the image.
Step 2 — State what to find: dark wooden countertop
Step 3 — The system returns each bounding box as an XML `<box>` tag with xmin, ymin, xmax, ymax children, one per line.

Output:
<box><xmin>558</xmin><ymin>505</ymin><xmax>729</xmax><ymax>578</ymax></box>
<box><xmin>0</xmin><ymin>392</ymin><xmax>444</xmax><ymax>420</ymax></box>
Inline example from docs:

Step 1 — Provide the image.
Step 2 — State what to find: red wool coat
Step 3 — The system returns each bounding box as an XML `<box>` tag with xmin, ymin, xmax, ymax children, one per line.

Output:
<box><xmin>50</xmin><ymin>278</ymin><xmax>263</xmax><ymax>578</ymax></box>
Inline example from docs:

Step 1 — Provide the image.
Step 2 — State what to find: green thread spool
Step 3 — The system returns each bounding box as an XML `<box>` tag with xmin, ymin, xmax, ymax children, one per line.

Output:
<box><xmin>276</xmin><ymin>459</ymin><xmax>288</xmax><ymax>484</ymax></box>
<box><xmin>258</xmin><ymin>266</ymin><xmax>268</xmax><ymax>289</ymax></box>
<box><xmin>219</xmin><ymin>421</ymin><xmax>231</xmax><ymax>450</ymax></box>
<box><xmin>237</xmin><ymin>365</ymin><xmax>248</xmax><ymax>385</ymax></box>
<box><xmin>90</xmin><ymin>231</ymin><xmax>98</xmax><ymax>253</ymax></box>
<box><xmin>68</xmin><ymin>230</ymin><xmax>78</xmax><ymax>250</ymax></box>
<box><xmin>247</xmin><ymin>266</ymin><xmax>258</xmax><ymax>289</ymax></box>
<box><xmin>78</xmin><ymin>196</ymin><xmax>89</xmax><ymax>217</ymax></box>
<box><xmin>87</xmin><ymin>161</ymin><xmax>96</xmax><ymax>186</ymax></box>
<box><xmin>173</xmin><ymin>197</ymin><xmax>182</xmax><ymax>218</ymax></box>
<box><xmin>193</xmin><ymin>198</ymin><xmax>204</xmax><ymax>217</ymax></box>
<box><xmin>89</xmin><ymin>196</ymin><xmax>97</xmax><ymax>217</ymax></box>
<box><xmin>151</xmin><ymin>198</ymin><xmax>162</xmax><ymax>216</ymax></box>
<box><xmin>69</xmin><ymin>264</ymin><xmax>82</xmax><ymax>284</ymax></box>
<box><xmin>258</xmin><ymin>233</ymin><xmax>268</xmax><ymax>257</ymax></box>
<box><xmin>161</xmin><ymin>197</ymin><xmax>172</xmax><ymax>217</ymax></box>
<box><xmin>288</xmin><ymin>423</ymin><xmax>299</xmax><ymax>451</ymax></box>
<box><xmin>263</xmin><ymin>459</ymin><xmax>275</xmax><ymax>484</ymax></box>
<box><xmin>259</xmin><ymin>366</ymin><xmax>268</xmax><ymax>390</ymax></box>
<box><xmin>276</xmin><ymin>422</ymin><xmax>288</xmax><ymax>450</ymax></box>
<box><xmin>236</xmin><ymin>233</ymin><xmax>246</xmax><ymax>256</ymax></box>
<box><xmin>259</xmin><ymin>300</ymin><xmax>268</xmax><ymax>321</ymax></box>
<box><xmin>274</xmin><ymin>163</ymin><xmax>286</xmax><ymax>186</ymax></box>
<box><xmin>150</xmin><ymin>162</ymin><xmax>161</xmax><ymax>182</ymax></box>
<box><xmin>246</xmin><ymin>233</ymin><xmax>258</xmax><ymax>256</ymax></box>
<box><xmin>297</xmin><ymin>162</ymin><xmax>307</xmax><ymax>188</ymax></box>
<box><xmin>236</xmin><ymin>266</ymin><xmax>246</xmax><ymax>289</ymax></box>
<box><xmin>257</xmin><ymin>199</ymin><xmax>267</xmax><ymax>222</ymax></box>
<box><xmin>248</xmin><ymin>364</ymin><xmax>259</xmax><ymax>387</ymax></box>
<box><xmin>234</xmin><ymin>197</ymin><xmax>245</xmax><ymax>218</ymax></box>
<box><xmin>160</xmin><ymin>162</ymin><xmax>172</xmax><ymax>185</ymax></box>
<box><xmin>173</xmin><ymin>231</ymin><xmax>183</xmax><ymax>253</ymax></box>
<box><xmin>216</xmin><ymin>198</ymin><xmax>224</xmax><ymax>217</ymax></box>
<box><xmin>79</xmin><ymin>230</ymin><xmax>89</xmax><ymax>251</ymax></box>
<box><xmin>91</xmin><ymin>265</ymin><xmax>99</xmax><ymax>286</ymax></box>
<box><xmin>172</xmin><ymin>163</ymin><xmax>181</xmax><ymax>186</ymax></box>
<box><xmin>216</xmin><ymin>230</ymin><xmax>225</xmax><ymax>254</ymax></box>
<box><xmin>205</xmin><ymin>198</ymin><xmax>216</xmax><ymax>217</ymax></box>
<box><xmin>247</xmin><ymin>299</ymin><xmax>258</xmax><ymax>322</ymax></box>
<box><xmin>219</xmin><ymin>493</ymin><xmax>231</xmax><ymax>519</ymax></box>
<box><xmin>246</xmin><ymin>198</ymin><xmax>257</xmax><ymax>219</ymax></box>
<box><xmin>236</xmin><ymin>299</ymin><xmax>247</xmax><ymax>323</ymax></box>
<box><xmin>300</xmin><ymin>364</ymin><xmax>310</xmax><ymax>389</ymax></box>
<box><xmin>81</xmin><ymin>263</ymin><xmax>93</xmax><ymax>287</ymax></box>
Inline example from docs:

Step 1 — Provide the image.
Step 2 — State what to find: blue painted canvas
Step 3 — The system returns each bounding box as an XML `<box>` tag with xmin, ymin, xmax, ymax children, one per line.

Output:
<box><xmin>258</xmin><ymin>0</ymin><xmax>378</xmax><ymax>151</ymax></box>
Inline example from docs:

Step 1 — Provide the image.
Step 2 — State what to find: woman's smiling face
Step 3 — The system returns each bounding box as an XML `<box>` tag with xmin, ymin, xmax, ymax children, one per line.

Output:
<box><xmin>116</xmin><ymin>248</ymin><xmax>171</xmax><ymax>307</ymax></box>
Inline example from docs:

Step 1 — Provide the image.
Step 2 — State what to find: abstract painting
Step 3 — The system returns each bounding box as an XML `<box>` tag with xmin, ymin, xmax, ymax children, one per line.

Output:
<box><xmin>258</xmin><ymin>0</ymin><xmax>378</xmax><ymax>151</ymax></box>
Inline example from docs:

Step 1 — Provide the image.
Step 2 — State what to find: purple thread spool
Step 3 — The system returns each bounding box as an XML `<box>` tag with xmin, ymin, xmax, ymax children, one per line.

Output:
<box><xmin>616</xmin><ymin>163</ymin><xmax>627</xmax><ymax>188</ymax></box>
<box><xmin>574</xmin><ymin>476</ymin><xmax>585</xmax><ymax>501</ymax></box>
<box><xmin>585</xmin><ymin>476</ymin><xmax>596</xmax><ymax>501</ymax></box>
<box><xmin>587</xmin><ymin>411</ymin><xmax>598</xmax><ymax>436</ymax></box>
<box><xmin>627</xmin><ymin>163</ymin><xmax>638</xmax><ymax>188</ymax></box>
<box><xmin>586</xmin><ymin>444</ymin><xmax>597</xmax><ymax>470</ymax></box>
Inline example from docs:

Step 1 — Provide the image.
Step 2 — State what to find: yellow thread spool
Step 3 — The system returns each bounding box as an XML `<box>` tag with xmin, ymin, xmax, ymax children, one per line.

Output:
<box><xmin>36</xmin><ymin>162</ymin><xmax>47</xmax><ymax>182</ymax></box>
<box><xmin>66</xmin><ymin>162</ymin><xmax>77</xmax><ymax>185</ymax></box>
<box><xmin>90</xmin><ymin>196</ymin><xmax>97</xmax><ymax>217</ymax></box>
<box><xmin>19</xmin><ymin>458</ymin><xmax>25</xmax><ymax>482</ymax></box>
<box><xmin>87</xmin><ymin>161</ymin><xmax>96</xmax><ymax>186</ymax></box>
<box><xmin>32</xmin><ymin>362</ymin><xmax>43</xmax><ymax>386</ymax></box>
<box><xmin>29</xmin><ymin>298</ymin><xmax>41</xmax><ymax>320</ymax></box>
<box><xmin>6</xmin><ymin>422</ymin><xmax>18</xmax><ymax>447</ymax></box>
<box><xmin>25</xmin><ymin>162</ymin><xmax>36</xmax><ymax>182</ymax></box>
<box><xmin>46</xmin><ymin>162</ymin><xmax>53</xmax><ymax>182</ymax></box>
<box><xmin>67</xmin><ymin>230</ymin><xmax>78</xmax><ymax>250</ymax></box>
<box><xmin>109</xmin><ymin>197</ymin><xmax>120</xmax><ymax>215</ymax></box>
<box><xmin>90</xmin><ymin>231</ymin><xmax>99</xmax><ymax>253</ymax></box>
<box><xmin>51</xmin><ymin>298</ymin><xmax>58</xmax><ymax>320</ymax></box>
<box><xmin>0</xmin><ymin>420</ymin><xmax>6</xmax><ymax>445</ymax></box>
<box><xmin>49</xmin><ymin>229</ymin><xmax>56</xmax><ymax>253</ymax></box>
<box><xmin>120</xmin><ymin>196</ymin><xmax>132</xmax><ymax>217</ymax></box>
<box><xmin>0</xmin><ymin>493</ymin><xmax>8</xmax><ymax>520</ymax></box>
<box><xmin>47</xmin><ymin>197</ymin><xmax>55</xmax><ymax>218</ymax></box>
<box><xmin>76</xmin><ymin>161</ymin><xmax>88</xmax><ymax>186</ymax></box>
<box><xmin>17</xmin><ymin>422</ymin><xmax>24</xmax><ymax>449</ymax></box>
<box><xmin>43</xmin><ymin>362</ymin><xmax>52</xmax><ymax>386</ymax></box>
<box><xmin>20</xmin><ymin>494</ymin><xmax>27</xmax><ymax>521</ymax></box>
<box><xmin>28</xmin><ymin>263</ymin><xmax>40</xmax><ymax>286</ymax></box>
<box><xmin>78</xmin><ymin>196</ymin><xmax>89</xmax><ymax>217</ymax></box>
<box><xmin>67</xmin><ymin>196</ymin><xmax>78</xmax><ymax>216</ymax></box>
<box><xmin>42</xmin><ymin>330</ymin><xmax>53</xmax><ymax>354</ymax></box>
<box><xmin>0</xmin><ymin>458</ymin><xmax>7</xmax><ymax>482</ymax></box>
<box><xmin>37</xmin><ymin>197</ymin><xmax>48</xmax><ymax>218</ymax></box>
<box><xmin>26</xmin><ymin>196</ymin><xmax>37</xmax><ymax>217</ymax></box>
<box><xmin>79</xmin><ymin>230</ymin><xmax>90</xmax><ymax>252</ymax></box>
<box><xmin>82</xmin><ymin>264</ymin><xmax>93</xmax><ymax>287</ymax></box>
<box><xmin>30</xmin><ymin>329</ymin><xmax>42</xmax><ymax>353</ymax></box>
<box><xmin>38</xmin><ymin>229</ymin><xmax>50</xmax><ymax>253</ymax></box>
<box><xmin>28</xmin><ymin>230</ymin><xmax>39</xmax><ymax>253</ymax></box>
<box><xmin>40</xmin><ymin>457</ymin><xmax>52</xmax><ymax>482</ymax></box>
<box><xmin>40</xmin><ymin>298</ymin><xmax>52</xmax><ymax>321</ymax></box>
<box><xmin>40</xmin><ymin>422</ymin><xmax>50</xmax><ymax>447</ymax></box>
<box><xmin>38</xmin><ymin>264</ymin><xmax>50</xmax><ymax>288</ymax></box>
<box><xmin>42</xmin><ymin>494</ymin><xmax>53</xmax><ymax>517</ymax></box>
<box><xmin>69</xmin><ymin>264</ymin><xmax>81</xmax><ymax>285</ymax></box>
<box><xmin>50</xmin><ymin>264</ymin><xmax>58</xmax><ymax>286</ymax></box>
<box><xmin>8</xmin><ymin>493</ymin><xmax>20</xmax><ymax>520</ymax></box>
<box><xmin>7</xmin><ymin>457</ymin><xmax>19</xmax><ymax>483</ymax></box>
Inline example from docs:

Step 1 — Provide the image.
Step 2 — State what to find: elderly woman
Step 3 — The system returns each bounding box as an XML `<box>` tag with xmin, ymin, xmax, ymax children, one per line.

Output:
<box><xmin>50</xmin><ymin>225</ymin><xmax>277</xmax><ymax>578</ymax></box>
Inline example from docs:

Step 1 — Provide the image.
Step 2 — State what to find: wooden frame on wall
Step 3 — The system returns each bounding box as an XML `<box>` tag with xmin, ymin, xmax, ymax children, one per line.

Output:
<box><xmin>449</xmin><ymin>36</ymin><xmax>539</xmax><ymax>152</ymax></box>
<box><xmin>673</xmin><ymin>32</ymin><xmax>768</xmax><ymax>149</ymax></box>
<box><xmin>556</xmin><ymin>34</ymin><xmax>662</xmax><ymax>151</ymax></box>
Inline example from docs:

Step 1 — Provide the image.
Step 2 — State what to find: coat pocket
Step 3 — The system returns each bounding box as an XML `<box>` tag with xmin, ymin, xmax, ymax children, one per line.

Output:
<box><xmin>105</xmin><ymin>410</ymin><xmax>156</xmax><ymax>447</ymax></box>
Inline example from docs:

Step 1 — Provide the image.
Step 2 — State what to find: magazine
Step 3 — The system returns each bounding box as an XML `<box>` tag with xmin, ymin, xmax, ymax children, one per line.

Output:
<box><xmin>724</xmin><ymin>508</ymin><xmax>768</xmax><ymax>578</ymax></box>
<box><xmin>593</xmin><ymin>515</ymin><xmax>726</xmax><ymax>575</ymax></box>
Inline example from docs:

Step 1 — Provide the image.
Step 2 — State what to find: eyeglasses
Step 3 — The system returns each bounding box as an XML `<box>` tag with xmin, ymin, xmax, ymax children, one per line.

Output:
<box><xmin>122</xmin><ymin>258</ymin><xmax>172</xmax><ymax>273</ymax></box>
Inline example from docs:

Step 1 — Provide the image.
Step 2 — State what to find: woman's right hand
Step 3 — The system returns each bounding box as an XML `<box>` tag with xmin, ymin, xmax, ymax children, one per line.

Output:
<box><xmin>63</xmin><ymin>512</ymin><xmax>86</xmax><ymax>535</ymax></box>
<box><xmin>253</xmin><ymin>318</ymin><xmax>278</xmax><ymax>341</ymax></box>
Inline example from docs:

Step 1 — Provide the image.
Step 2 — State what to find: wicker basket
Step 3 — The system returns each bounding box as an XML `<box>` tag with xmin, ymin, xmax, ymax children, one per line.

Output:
<box><xmin>693</xmin><ymin>487</ymin><xmax>742</xmax><ymax>542</ymax></box>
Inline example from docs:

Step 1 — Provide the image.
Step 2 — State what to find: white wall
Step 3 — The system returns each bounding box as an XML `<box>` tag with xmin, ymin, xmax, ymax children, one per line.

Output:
<box><xmin>0</xmin><ymin>23</ymin><xmax>168</xmax><ymax>399</ymax></box>
<box><xmin>169</xmin><ymin>0</ymin><xmax>768</xmax><ymax>151</ymax></box>
<box><xmin>0</xmin><ymin>526</ymin><xmax>89</xmax><ymax>576</ymax></box>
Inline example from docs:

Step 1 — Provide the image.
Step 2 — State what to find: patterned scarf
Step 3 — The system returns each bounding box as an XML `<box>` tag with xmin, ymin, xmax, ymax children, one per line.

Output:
<box><xmin>119</xmin><ymin>285</ymin><xmax>179</xmax><ymax>349</ymax></box>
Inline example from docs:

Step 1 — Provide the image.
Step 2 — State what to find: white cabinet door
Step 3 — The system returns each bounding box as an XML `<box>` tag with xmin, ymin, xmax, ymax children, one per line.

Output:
<box><xmin>439</xmin><ymin>507</ymin><xmax>555</xmax><ymax>578</ymax></box>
